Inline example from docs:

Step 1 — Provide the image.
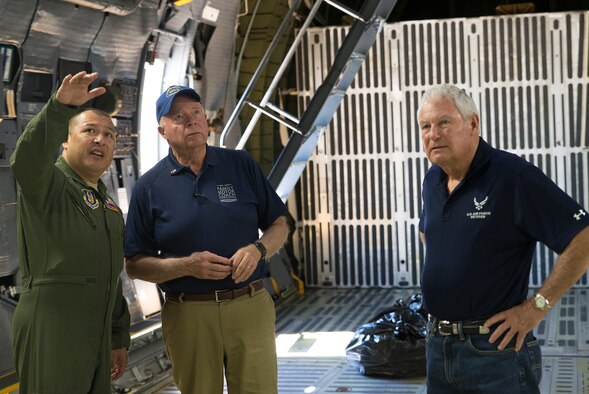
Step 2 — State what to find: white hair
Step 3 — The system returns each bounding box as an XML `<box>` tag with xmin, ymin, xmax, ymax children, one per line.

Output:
<box><xmin>416</xmin><ymin>85</ymin><xmax>478</xmax><ymax>121</ymax></box>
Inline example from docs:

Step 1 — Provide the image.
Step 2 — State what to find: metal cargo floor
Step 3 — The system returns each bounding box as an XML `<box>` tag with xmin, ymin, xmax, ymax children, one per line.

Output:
<box><xmin>158</xmin><ymin>288</ymin><xmax>589</xmax><ymax>393</ymax></box>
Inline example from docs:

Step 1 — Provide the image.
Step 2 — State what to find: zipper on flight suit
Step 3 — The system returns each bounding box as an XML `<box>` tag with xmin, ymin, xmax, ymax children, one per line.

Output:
<box><xmin>97</xmin><ymin>202</ymin><xmax>114</xmax><ymax>366</ymax></box>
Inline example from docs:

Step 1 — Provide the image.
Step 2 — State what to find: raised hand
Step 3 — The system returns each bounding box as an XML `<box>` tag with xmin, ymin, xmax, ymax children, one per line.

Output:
<box><xmin>55</xmin><ymin>71</ymin><xmax>106</xmax><ymax>107</ymax></box>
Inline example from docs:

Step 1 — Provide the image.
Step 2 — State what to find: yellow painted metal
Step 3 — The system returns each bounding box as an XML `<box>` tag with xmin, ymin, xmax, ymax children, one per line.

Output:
<box><xmin>0</xmin><ymin>383</ymin><xmax>18</xmax><ymax>394</ymax></box>
<box><xmin>173</xmin><ymin>0</ymin><xmax>192</xmax><ymax>6</ymax></box>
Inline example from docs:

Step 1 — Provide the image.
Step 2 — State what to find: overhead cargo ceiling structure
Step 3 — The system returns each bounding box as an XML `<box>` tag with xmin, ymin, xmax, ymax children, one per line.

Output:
<box><xmin>59</xmin><ymin>0</ymin><xmax>141</xmax><ymax>16</ymax></box>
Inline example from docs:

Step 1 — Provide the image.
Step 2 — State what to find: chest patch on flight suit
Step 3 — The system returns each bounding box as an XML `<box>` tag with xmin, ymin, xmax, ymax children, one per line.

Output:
<box><xmin>82</xmin><ymin>189</ymin><xmax>100</xmax><ymax>209</ymax></box>
<box><xmin>104</xmin><ymin>196</ymin><xmax>119</xmax><ymax>213</ymax></box>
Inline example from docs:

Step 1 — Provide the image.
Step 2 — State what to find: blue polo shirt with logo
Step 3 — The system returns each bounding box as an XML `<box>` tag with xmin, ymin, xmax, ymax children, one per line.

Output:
<box><xmin>124</xmin><ymin>145</ymin><xmax>287</xmax><ymax>293</ymax></box>
<box><xmin>419</xmin><ymin>138</ymin><xmax>589</xmax><ymax>321</ymax></box>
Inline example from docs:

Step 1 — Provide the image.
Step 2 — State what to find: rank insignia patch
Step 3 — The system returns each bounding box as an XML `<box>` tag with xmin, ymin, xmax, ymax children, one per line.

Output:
<box><xmin>82</xmin><ymin>189</ymin><xmax>100</xmax><ymax>209</ymax></box>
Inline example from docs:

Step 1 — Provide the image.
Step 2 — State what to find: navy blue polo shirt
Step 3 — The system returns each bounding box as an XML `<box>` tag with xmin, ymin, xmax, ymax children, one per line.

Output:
<box><xmin>419</xmin><ymin>138</ymin><xmax>589</xmax><ymax>321</ymax></box>
<box><xmin>124</xmin><ymin>145</ymin><xmax>287</xmax><ymax>293</ymax></box>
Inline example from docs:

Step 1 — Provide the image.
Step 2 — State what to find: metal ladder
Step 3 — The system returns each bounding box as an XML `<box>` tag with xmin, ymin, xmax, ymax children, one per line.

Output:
<box><xmin>220</xmin><ymin>0</ymin><xmax>397</xmax><ymax>201</ymax></box>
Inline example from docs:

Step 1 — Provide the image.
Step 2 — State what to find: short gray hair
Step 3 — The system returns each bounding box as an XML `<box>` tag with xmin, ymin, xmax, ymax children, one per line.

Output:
<box><xmin>416</xmin><ymin>85</ymin><xmax>478</xmax><ymax>121</ymax></box>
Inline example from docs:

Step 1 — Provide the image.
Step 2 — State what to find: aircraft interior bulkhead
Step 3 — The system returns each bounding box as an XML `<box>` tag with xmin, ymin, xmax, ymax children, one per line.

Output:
<box><xmin>1</xmin><ymin>0</ymin><xmax>589</xmax><ymax>392</ymax></box>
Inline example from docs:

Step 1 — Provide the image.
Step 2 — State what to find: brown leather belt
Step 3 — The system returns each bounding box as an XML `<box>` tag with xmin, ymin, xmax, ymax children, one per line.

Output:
<box><xmin>165</xmin><ymin>279</ymin><xmax>264</xmax><ymax>303</ymax></box>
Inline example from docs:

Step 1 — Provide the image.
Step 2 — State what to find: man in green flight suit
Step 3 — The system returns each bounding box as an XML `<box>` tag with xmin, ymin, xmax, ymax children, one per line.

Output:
<box><xmin>10</xmin><ymin>71</ymin><xmax>131</xmax><ymax>393</ymax></box>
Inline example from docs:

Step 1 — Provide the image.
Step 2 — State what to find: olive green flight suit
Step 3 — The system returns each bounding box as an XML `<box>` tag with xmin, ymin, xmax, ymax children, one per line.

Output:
<box><xmin>10</xmin><ymin>96</ymin><xmax>131</xmax><ymax>394</ymax></box>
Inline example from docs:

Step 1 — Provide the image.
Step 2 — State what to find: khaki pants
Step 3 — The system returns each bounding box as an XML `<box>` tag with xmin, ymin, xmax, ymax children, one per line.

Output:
<box><xmin>162</xmin><ymin>288</ymin><xmax>278</xmax><ymax>394</ymax></box>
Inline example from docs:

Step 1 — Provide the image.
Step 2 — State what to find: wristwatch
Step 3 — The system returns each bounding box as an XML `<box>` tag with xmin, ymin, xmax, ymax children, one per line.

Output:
<box><xmin>254</xmin><ymin>241</ymin><xmax>267</xmax><ymax>260</ymax></box>
<box><xmin>533</xmin><ymin>293</ymin><xmax>552</xmax><ymax>312</ymax></box>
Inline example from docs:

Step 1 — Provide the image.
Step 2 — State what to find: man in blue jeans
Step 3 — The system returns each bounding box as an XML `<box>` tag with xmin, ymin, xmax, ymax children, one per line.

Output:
<box><xmin>417</xmin><ymin>84</ymin><xmax>589</xmax><ymax>393</ymax></box>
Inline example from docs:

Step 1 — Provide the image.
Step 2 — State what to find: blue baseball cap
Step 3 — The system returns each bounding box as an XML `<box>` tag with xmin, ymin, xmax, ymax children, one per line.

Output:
<box><xmin>156</xmin><ymin>85</ymin><xmax>201</xmax><ymax>122</ymax></box>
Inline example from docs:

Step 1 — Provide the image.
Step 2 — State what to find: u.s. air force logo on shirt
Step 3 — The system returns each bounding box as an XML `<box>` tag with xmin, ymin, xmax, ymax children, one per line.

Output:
<box><xmin>467</xmin><ymin>195</ymin><xmax>491</xmax><ymax>219</ymax></box>
<box><xmin>217</xmin><ymin>184</ymin><xmax>237</xmax><ymax>202</ymax></box>
<box><xmin>82</xmin><ymin>189</ymin><xmax>100</xmax><ymax>209</ymax></box>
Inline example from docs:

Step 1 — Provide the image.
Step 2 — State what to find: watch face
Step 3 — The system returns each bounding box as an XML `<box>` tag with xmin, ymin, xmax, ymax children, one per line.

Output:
<box><xmin>534</xmin><ymin>294</ymin><xmax>549</xmax><ymax>311</ymax></box>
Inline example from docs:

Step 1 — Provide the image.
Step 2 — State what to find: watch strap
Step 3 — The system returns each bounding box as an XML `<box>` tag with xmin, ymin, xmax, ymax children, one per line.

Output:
<box><xmin>254</xmin><ymin>241</ymin><xmax>267</xmax><ymax>260</ymax></box>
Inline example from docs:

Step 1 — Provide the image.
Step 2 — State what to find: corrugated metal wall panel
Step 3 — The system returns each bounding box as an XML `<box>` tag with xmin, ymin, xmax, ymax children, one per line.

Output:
<box><xmin>0</xmin><ymin>0</ymin><xmax>38</xmax><ymax>44</ymax></box>
<box><xmin>23</xmin><ymin>0</ymin><xmax>103</xmax><ymax>71</ymax></box>
<box><xmin>296</xmin><ymin>11</ymin><xmax>589</xmax><ymax>288</ymax></box>
<box><xmin>13</xmin><ymin>0</ymin><xmax>158</xmax><ymax>79</ymax></box>
<box><xmin>89</xmin><ymin>5</ymin><xmax>158</xmax><ymax>81</ymax></box>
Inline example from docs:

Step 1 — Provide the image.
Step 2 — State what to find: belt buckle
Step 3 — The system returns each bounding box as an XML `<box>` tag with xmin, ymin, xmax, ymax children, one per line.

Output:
<box><xmin>248</xmin><ymin>281</ymin><xmax>258</xmax><ymax>297</ymax></box>
<box><xmin>437</xmin><ymin>320</ymin><xmax>456</xmax><ymax>336</ymax></box>
<box><xmin>215</xmin><ymin>289</ymin><xmax>228</xmax><ymax>303</ymax></box>
<box><xmin>476</xmin><ymin>325</ymin><xmax>490</xmax><ymax>334</ymax></box>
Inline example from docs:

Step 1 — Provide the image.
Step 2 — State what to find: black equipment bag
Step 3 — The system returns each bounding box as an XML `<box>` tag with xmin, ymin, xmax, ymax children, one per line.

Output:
<box><xmin>345</xmin><ymin>293</ymin><xmax>428</xmax><ymax>378</ymax></box>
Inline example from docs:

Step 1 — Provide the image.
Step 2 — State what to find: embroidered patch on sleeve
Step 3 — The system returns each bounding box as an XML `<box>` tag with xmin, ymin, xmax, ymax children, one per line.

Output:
<box><xmin>104</xmin><ymin>196</ymin><xmax>120</xmax><ymax>213</ymax></box>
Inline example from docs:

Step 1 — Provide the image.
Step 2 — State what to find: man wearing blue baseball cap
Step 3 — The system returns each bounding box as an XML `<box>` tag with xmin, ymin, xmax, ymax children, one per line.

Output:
<box><xmin>124</xmin><ymin>85</ymin><xmax>290</xmax><ymax>394</ymax></box>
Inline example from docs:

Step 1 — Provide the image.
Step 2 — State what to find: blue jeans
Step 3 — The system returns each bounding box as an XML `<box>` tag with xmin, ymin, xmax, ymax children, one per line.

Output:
<box><xmin>426</xmin><ymin>321</ymin><xmax>542</xmax><ymax>393</ymax></box>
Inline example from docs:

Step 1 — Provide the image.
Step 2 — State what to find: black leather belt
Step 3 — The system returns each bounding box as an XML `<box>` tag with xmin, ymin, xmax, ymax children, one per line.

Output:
<box><xmin>429</xmin><ymin>315</ymin><xmax>490</xmax><ymax>336</ymax></box>
<box><xmin>165</xmin><ymin>279</ymin><xmax>264</xmax><ymax>303</ymax></box>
